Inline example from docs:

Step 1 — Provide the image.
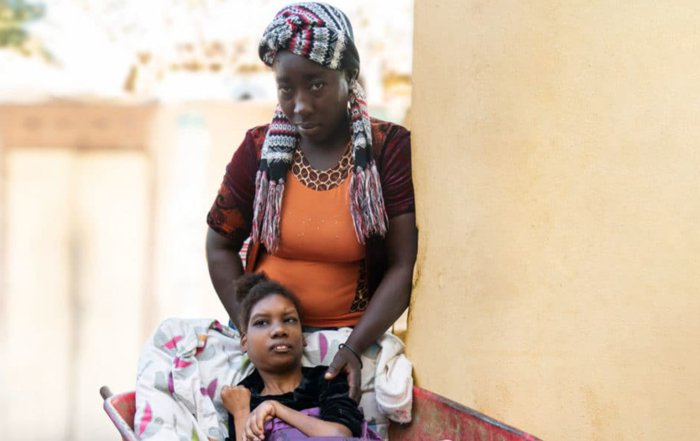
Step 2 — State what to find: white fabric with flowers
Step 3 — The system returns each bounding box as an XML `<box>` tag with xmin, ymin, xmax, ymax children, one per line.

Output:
<box><xmin>134</xmin><ymin>318</ymin><xmax>412</xmax><ymax>441</ymax></box>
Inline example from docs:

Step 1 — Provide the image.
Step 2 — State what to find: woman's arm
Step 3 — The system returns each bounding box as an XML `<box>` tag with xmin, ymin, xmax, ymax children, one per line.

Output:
<box><xmin>206</xmin><ymin>228</ymin><xmax>246</xmax><ymax>328</ymax></box>
<box><xmin>206</xmin><ymin>128</ymin><xmax>261</xmax><ymax>328</ymax></box>
<box><xmin>325</xmin><ymin>212</ymin><xmax>418</xmax><ymax>400</ymax></box>
<box><xmin>245</xmin><ymin>401</ymin><xmax>352</xmax><ymax>440</ymax></box>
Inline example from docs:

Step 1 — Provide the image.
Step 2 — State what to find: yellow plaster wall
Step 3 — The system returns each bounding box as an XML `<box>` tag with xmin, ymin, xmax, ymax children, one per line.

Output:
<box><xmin>406</xmin><ymin>1</ymin><xmax>700</xmax><ymax>440</ymax></box>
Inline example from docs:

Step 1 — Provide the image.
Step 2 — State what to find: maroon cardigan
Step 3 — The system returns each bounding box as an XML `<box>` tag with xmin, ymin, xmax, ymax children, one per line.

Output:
<box><xmin>207</xmin><ymin>117</ymin><xmax>415</xmax><ymax>299</ymax></box>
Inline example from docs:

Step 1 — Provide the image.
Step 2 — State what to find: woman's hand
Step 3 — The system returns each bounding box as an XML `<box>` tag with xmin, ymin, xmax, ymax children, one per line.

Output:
<box><xmin>324</xmin><ymin>347</ymin><xmax>362</xmax><ymax>402</ymax></box>
<box><xmin>324</xmin><ymin>213</ymin><xmax>417</xmax><ymax>404</ymax></box>
<box><xmin>245</xmin><ymin>401</ymin><xmax>277</xmax><ymax>441</ymax></box>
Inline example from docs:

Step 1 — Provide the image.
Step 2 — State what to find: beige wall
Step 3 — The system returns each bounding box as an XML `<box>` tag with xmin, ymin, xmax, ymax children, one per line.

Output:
<box><xmin>406</xmin><ymin>1</ymin><xmax>700</xmax><ymax>440</ymax></box>
<box><xmin>3</xmin><ymin>149</ymin><xmax>148</xmax><ymax>439</ymax></box>
<box><xmin>146</xmin><ymin>102</ymin><xmax>274</xmax><ymax>333</ymax></box>
<box><xmin>0</xmin><ymin>102</ymin><xmax>273</xmax><ymax>440</ymax></box>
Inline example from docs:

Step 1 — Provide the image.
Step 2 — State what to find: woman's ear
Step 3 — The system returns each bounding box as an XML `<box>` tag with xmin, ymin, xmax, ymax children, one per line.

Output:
<box><xmin>303</xmin><ymin>335</ymin><xmax>308</xmax><ymax>347</ymax></box>
<box><xmin>346</xmin><ymin>68</ymin><xmax>359</xmax><ymax>82</ymax></box>
<box><xmin>240</xmin><ymin>333</ymin><xmax>247</xmax><ymax>353</ymax></box>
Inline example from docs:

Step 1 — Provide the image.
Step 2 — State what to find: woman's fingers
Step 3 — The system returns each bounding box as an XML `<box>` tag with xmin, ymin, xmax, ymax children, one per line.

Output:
<box><xmin>345</xmin><ymin>359</ymin><xmax>361</xmax><ymax>402</ymax></box>
<box><xmin>325</xmin><ymin>350</ymin><xmax>362</xmax><ymax>401</ymax></box>
<box><xmin>324</xmin><ymin>352</ymin><xmax>347</xmax><ymax>380</ymax></box>
<box><xmin>324</xmin><ymin>364</ymin><xmax>340</xmax><ymax>379</ymax></box>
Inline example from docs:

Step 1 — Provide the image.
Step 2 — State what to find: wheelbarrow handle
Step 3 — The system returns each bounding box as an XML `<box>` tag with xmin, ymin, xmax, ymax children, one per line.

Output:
<box><xmin>100</xmin><ymin>386</ymin><xmax>113</xmax><ymax>400</ymax></box>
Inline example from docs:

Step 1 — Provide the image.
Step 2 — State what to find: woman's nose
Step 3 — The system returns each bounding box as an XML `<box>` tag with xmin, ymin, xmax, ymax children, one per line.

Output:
<box><xmin>294</xmin><ymin>91</ymin><xmax>312</xmax><ymax>117</ymax></box>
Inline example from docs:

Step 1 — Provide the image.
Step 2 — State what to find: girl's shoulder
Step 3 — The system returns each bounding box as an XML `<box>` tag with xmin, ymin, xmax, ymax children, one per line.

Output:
<box><xmin>301</xmin><ymin>365</ymin><xmax>350</xmax><ymax>390</ymax></box>
<box><xmin>301</xmin><ymin>365</ymin><xmax>331</xmax><ymax>383</ymax></box>
<box><xmin>237</xmin><ymin>368</ymin><xmax>264</xmax><ymax>392</ymax></box>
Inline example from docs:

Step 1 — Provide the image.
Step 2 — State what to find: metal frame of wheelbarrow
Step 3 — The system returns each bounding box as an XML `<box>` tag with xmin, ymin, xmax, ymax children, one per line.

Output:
<box><xmin>100</xmin><ymin>385</ymin><xmax>542</xmax><ymax>441</ymax></box>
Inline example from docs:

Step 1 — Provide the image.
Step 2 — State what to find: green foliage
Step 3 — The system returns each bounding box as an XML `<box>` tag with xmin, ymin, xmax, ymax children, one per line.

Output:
<box><xmin>0</xmin><ymin>0</ymin><xmax>46</xmax><ymax>55</ymax></box>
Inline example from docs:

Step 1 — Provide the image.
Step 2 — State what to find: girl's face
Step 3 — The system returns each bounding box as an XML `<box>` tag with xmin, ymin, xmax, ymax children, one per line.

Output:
<box><xmin>241</xmin><ymin>294</ymin><xmax>304</xmax><ymax>373</ymax></box>
<box><xmin>273</xmin><ymin>50</ymin><xmax>351</xmax><ymax>145</ymax></box>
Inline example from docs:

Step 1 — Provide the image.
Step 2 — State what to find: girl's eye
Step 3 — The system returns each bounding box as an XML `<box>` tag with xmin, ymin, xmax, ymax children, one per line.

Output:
<box><xmin>310</xmin><ymin>82</ymin><xmax>324</xmax><ymax>91</ymax></box>
<box><xmin>253</xmin><ymin>320</ymin><xmax>268</xmax><ymax>327</ymax></box>
<box><xmin>278</xmin><ymin>86</ymin><xmax>292</xmax><ymax>94</ymax></box>
<box><xmin>284</xmin><ymin>317</ymin><xmax>298</xmax><ymax>324</ymax></box>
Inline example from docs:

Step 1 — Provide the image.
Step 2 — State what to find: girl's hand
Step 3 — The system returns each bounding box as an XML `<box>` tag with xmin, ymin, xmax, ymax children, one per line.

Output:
<box><xmin>220</xmin><ymin>385</ymin><xmax>251</xmax><ymax>415</ymax></box>
<box><xmin>245</xmin><ymin>401</ymin><xmax>277</xmax><ymax>441</ymax></box>
<box><xmin>325</xmin><ymin>348</ymin><xmax>362</xmax><ymax>402</ymax></box>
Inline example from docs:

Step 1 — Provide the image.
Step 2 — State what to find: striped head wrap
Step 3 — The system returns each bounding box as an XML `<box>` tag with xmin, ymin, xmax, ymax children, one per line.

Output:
<box><xmin>252</xmin><ymin>2</ymin><xmax>387</xmax><ymax>253</ymax></box>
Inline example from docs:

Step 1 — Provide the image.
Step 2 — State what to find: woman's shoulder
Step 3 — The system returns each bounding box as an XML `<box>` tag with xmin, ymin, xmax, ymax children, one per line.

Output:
<box><xmin>248</xmin><ymin>123</ymin><xmax>270</xmax><ymax>136</ymax></box>
<box><xmin>369</xmin><ymin>117</ymin><xmax>410</xmax><ymax>140</ymax></box>
<box><xmin>368</xmin><ymin>117</ymin><xmax>410</xmax><ymax>158</ymax></box>
<box><xmin>244</xmin><ymin>124</ymin><xmax>270</xmax><ymax>152</ymax></box>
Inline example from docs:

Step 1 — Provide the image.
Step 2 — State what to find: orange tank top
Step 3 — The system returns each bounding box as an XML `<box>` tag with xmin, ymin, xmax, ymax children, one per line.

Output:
<box><xmin>255</xmin><ymin>148</ymin><xmax>368</xmax><ymax>327</ymax></box>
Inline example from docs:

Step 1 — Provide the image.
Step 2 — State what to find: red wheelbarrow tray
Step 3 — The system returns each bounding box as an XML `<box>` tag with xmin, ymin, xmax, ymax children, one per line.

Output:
<box><xmin>100</xmin><ymin>385</ymin><xmax>542</xmax><ymax>440</ymax></box>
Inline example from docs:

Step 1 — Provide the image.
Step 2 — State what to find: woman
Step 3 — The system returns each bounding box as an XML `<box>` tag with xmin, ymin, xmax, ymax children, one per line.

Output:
<box><xmin>206</xmin><ymin>2</ymin><xmax>417</xmax><ymax>402</ymax></box>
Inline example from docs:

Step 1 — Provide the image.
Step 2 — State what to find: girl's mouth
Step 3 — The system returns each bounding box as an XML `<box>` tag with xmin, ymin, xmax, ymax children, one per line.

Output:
<box><xmin>270</xmin><ymin>344</ymin><xmax>292</xmax><ymax>353</ymax></box>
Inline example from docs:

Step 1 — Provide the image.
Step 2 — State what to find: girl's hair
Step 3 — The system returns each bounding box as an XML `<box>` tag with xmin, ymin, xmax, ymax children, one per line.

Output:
<box><xmin>233</xmin><ymin>272</ymin><xmax>304</xmax><ymax>331</ymax></box>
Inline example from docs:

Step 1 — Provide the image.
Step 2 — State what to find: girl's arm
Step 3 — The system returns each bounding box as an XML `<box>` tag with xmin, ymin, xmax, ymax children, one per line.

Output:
<box><xmin>233</xmin><ymin>408</ymin><xmax>251</xmax><ymax>441</ymax></box>
<box><xmin>246</xmin><ymin>401</ymin><xmax>352</xmax><ymax>440</ymax></box>
<box><xmin>221</xmin><ymin>386</ymin><xmax>252</xmax><ymax>441</ymax></box>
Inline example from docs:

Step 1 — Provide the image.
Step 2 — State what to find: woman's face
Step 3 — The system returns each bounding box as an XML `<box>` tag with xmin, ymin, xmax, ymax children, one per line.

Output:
<box><xmin>273</xmin><ymin>50</ymin><xmax>351</xmax><ymax>144</ymax></box>
<box><xmin>241</xmin><ymin>294</ymin><xmax>304</xmax><ymax>373</ymax></box>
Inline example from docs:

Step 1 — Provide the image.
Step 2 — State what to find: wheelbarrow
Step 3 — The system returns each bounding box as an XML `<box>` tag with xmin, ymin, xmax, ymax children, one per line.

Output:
<box><xmin>100</xmin><ymin>385</ymin><xmax>542</xmax><ymax>440</ymax></box>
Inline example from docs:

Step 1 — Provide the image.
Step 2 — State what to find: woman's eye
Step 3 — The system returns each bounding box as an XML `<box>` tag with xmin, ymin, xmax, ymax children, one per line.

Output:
<box><xmin>310</xmin><ymin>82</ymin><xmax>324</xmax><ymax>91</ymax></box>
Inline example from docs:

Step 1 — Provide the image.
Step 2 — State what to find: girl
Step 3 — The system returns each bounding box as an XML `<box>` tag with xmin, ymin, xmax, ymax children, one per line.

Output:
<box><xmin>221</xmin><ymin>273</ymin><xmax>381</xmax><ymax>441</ymax></box>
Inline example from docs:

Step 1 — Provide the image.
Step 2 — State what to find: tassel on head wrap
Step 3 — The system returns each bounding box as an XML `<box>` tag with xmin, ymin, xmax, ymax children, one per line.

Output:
<box><xmin>253</xmin><ymin>2</ymin><xmax>387</xmax><ymax>253</ymax></box>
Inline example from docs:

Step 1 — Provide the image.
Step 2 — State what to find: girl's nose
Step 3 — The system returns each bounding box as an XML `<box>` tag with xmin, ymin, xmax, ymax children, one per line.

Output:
<box><xmin>270</xmin><ymin>322</ymin><xmax>288</xmax><ymax>338</ymax></box>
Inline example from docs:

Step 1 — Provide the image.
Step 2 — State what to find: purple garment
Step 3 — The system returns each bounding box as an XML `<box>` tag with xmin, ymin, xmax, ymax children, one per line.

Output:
<box><xmin>263</xmin><ymin>407</ymin><xmax>383</xmax><ymax>441</ymax></box>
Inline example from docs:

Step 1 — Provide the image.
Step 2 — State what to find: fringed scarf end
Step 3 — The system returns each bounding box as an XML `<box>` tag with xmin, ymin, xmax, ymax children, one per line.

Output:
<box><xmin>349</xmin><ymin>162</ymin><xmax>387</xmax><ymax>244</ymax></box>
<box><xmin>260</xmin><ymin>179</ymin><xmax>285</xmax><ymax>254</ymax></box>
<box><xmin>251</xmin><ymin>170</ymin><xmax>269</xmax><ymax>243</ymax></box>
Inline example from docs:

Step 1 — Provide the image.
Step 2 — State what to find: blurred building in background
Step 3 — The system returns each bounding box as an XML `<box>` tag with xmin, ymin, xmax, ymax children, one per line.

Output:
<box><xmin>0</xmin><ymin>1</ymin><xmax>413</xmax><ymax>439</ymax></box>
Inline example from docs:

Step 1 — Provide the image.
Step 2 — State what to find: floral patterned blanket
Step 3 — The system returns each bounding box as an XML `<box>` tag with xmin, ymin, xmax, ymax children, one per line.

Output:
<box><xmin>134</xmin><ymin>319</ymin><xmax>412</xmax><ymax>441</ymax></box>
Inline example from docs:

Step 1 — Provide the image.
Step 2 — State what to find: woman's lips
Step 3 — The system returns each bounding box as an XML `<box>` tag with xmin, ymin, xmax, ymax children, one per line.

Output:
<box><xmin>297</xmin><ymin>124</ymin><xmax>319</xmax><ymax>135</ymax></box>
